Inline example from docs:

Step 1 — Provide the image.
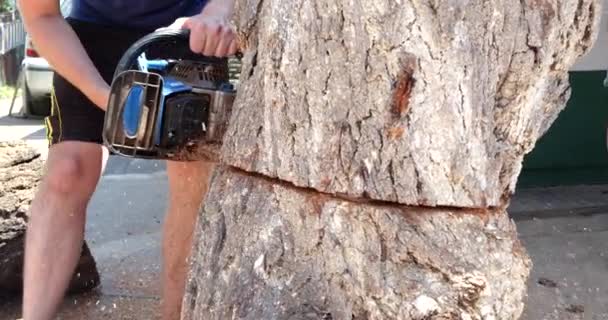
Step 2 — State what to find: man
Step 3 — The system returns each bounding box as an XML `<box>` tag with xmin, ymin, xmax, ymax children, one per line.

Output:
<box><xmin>16</xmin><ymin>0</ymin><xmax>237</xmax><ymax>319</ymax></box>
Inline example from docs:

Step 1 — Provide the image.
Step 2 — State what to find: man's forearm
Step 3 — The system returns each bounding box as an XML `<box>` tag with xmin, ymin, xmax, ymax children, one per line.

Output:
<box><xmin>19</xmin><ymin>12</ymin><xmax>109</xmax><ymax>109</ymax></box>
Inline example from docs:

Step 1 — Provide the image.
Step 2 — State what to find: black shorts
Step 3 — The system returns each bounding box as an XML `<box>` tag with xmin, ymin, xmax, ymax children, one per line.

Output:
<box><xmin>46</xmin><ymin>18</ymin><xmax>149</xmax><ymax>145</ymax></box>
<box><xmin>46</xmin><ymin>18</ymin><xmax>206</xmax><ymax>146</ymax></box>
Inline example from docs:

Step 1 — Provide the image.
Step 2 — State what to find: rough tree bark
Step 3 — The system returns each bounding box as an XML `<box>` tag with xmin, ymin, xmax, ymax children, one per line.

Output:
<box><xmin>183</xmin><ymin>1</ymin><xmax>602</xmax><ymax>319</ymax></box>
<box><xmin>0</xmin><ymin>141</ymin><xmax>100</xmax><ymax>298</ymax></box>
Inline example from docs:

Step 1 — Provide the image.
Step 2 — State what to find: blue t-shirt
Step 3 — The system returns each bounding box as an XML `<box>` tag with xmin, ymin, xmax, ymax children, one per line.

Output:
<box><xmin>70</xmin><ymin>0</ymin><xmax>207</xmax><ymax>30</ymax></box>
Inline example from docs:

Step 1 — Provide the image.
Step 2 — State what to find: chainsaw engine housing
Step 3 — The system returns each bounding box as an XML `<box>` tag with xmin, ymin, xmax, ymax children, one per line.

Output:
<box><xmin>103</xmin><ymin>57</ymin><xmax>236</xmax><ymax>160</ymax></box>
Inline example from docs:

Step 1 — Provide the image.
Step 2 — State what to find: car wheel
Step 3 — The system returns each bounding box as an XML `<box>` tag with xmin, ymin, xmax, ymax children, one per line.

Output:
<box><xmin>20</xmin><ymin>79</ymin><xmax>32</xmax><ymax>115</ymax></box>
<box><xmin>21</xmin><ymin>79</ymin><xmax>51</xmax><ymax>118</ymax></box>
<box><xmin>30</xmin><ymin>97</ymin><xmax>52</xmax><ymax>118</ymax></box>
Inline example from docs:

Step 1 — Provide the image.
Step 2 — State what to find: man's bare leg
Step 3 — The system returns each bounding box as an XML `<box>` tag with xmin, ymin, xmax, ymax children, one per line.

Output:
<box><xmin>22</xmin><ymin>141</ymin><xmax>107</xmax><ymax>320</ymax></box>
<box><xmin>161</xmin><ymin>160</ymin><xmax>215</xmax><ymax>320</ymax></box>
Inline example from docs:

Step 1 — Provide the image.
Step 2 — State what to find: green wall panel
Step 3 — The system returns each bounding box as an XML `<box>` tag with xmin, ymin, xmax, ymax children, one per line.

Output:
<box><xmin>518</xmin><ymin>71</ymin><xmax>608</xmax><ymax>188</ymax></box>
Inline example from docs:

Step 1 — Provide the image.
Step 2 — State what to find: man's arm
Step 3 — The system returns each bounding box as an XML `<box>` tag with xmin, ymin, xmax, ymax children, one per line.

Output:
<box><xmin>17</xmin><ymin>0</ymin><xmax>109</xmax><ymax>109</ymax></box>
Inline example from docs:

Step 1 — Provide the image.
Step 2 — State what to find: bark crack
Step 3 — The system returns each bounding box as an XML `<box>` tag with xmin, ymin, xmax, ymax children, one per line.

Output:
<box><xmin>406</xmin><ymin>249</ymin><xmax>451</xmax><ymax>282</ymax></box>
<box><xmin>388</xmin><ymin>160</ymin><xmax>398</xmax><ymax>203</ymax></box>
<box><xmin>224</xmin><ymin>165</ymin><xmax>496</xmax><ymax>213</ymax></box>
<box><xmin>368</xmin><ymin>213</ymin><xmax>387</xmax><ymax>262</ymax></box>
<box><xmin>458</xmin><ymin>69</ymin><xmax>467</xmax><ymax>132</ymax></box>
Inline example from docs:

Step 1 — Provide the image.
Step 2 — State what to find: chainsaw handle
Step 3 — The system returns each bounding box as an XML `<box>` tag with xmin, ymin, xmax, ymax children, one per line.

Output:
<box><xmin>114</xmin><ymin>29</ymin><xmax>243</xmax><ymax>79</ymax></box>
<box><xmin>113</xmin><ymin>29</ymin><xmax>191</xmax><ymax>78</ymax></box>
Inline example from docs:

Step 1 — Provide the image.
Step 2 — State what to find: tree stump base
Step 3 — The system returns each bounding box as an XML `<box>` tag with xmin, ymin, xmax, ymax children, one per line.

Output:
<box><xmin>182</xmin><ymin>167</ymin><xmax>531</xmax><ymax>320</ymax></box>
<box><xmin>0</xmin><ymin>141</ymin><xmax>100</xmax><ymax>298</ymax></box>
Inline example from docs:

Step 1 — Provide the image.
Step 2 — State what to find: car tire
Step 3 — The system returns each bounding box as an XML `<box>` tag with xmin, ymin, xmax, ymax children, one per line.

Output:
<box><xmin>31</xmin><ymin>98</ymin><xmax>52</xmax><ymax>118</ymax></box>
<box><xmin>21</xmin><ymin>79</ymin><xmax>51</xmax><ymax>118</ymax></box>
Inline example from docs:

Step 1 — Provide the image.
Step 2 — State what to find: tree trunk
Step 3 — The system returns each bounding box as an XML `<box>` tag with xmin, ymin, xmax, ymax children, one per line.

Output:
<box><xmin>183</xmin><ymin>1</ymin><xmax>602</xmax><ymax>319</ymax></box>
<box><xmin>0</xmin><ymin>141</ymin><xmax>100</xmax><ymax>298</ymax></box>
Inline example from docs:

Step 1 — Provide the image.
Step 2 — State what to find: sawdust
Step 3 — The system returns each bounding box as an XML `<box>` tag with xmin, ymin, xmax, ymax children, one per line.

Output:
<box><xmin>166</xmin><ymin>141</ymin><xmax>222</xmax><ymax>162</ymax></box>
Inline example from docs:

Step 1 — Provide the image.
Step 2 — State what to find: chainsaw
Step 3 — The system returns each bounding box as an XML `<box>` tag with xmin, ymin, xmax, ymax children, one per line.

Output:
<box><xmin>102</xmin><ymin>29</ymin><xmax>238</xmax><ymax>161</ymax></box>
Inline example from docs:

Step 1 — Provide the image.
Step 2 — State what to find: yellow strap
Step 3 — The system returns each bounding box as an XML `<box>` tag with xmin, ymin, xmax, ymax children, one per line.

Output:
<box><xmin>50</xmin><ymin>86</ymin><xmax>63</xmax><ymax>142</ymax></box>
<box><xmin>44</xmin><ymin>117</ymin><xmax>53</xmax><ymax>146</ymax></box>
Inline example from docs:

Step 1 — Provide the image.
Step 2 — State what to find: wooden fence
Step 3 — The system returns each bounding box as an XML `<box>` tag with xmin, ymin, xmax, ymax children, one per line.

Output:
<box><xmin>0</xmin><ymin>10</ymin><xmax>25</xmax><ymax>86</ymax></box>
<box><xmin>0</xmin><ymin>10</ymin><xmax>25</xmax><ymax>55</ymax></box>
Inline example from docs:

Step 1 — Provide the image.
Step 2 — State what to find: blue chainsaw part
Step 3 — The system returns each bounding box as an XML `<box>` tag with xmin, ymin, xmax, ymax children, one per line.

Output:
<box><xmin>153</xmin><ymin>76</ymin><xmax>193</xmax><ymax>145</ymax></box>
<box><xmin>161</xmin><ymin>77</ymin><xmax>192</xmax><ymax>96</ymax></box>
<box><xmin>122</xmin><ymin>84</ymin><xmax>145</xmax><ymax>138</ymax></box>
<box><xmin>219</xmin><ymin>82</ymin><xmax>235</xmax><ymax>92</ymax></box>
<box><xmin>145</xmin><ymin>59</ymin><xmax>170</xmax><ymax>72</ymax></box>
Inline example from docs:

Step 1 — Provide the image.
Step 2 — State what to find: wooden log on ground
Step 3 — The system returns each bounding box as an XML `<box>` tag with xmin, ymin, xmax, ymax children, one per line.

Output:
<box><xmin>0</xmin><ymin>141</ymin><xmax>100</xmax><ymax>298</ymax></box>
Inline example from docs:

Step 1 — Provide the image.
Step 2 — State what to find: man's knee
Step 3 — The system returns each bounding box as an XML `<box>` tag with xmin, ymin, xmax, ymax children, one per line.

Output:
<box><xmin>45</xmin><ymin>154</ymin><xmax>86</xmax><ymax>194</ymax></box>
<box><xmin>42</xmin><ymin>142</ymin><xmax>104</xmax><ymax>195</ymax></box>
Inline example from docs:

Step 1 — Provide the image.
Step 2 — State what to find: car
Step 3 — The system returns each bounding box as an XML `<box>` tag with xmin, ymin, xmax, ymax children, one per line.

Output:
<box><xmin>20</xmin><ymin>0</ymin><xmax>71</xmax><ymax>117</ymax></box>
<box><xmin>21</xmin><ymin>33</ymin><xmax>53</xmax><ymax>116</ymax></box>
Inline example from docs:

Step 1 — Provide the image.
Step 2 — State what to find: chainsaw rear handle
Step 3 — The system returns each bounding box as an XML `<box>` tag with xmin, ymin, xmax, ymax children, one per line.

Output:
<box><xmin>113</xmin><ymin>29</ymin><xmax>242</xmax><ymax>78</ymax></box>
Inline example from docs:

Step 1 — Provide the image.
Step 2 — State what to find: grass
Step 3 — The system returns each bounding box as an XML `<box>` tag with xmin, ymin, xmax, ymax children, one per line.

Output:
<box><xmin>0</xmin><ymin>85</ymin><xmax>18</xmax><ymax>100</ymax></box>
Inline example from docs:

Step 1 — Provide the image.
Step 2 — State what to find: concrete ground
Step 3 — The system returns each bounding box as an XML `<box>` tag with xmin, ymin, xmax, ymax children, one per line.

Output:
<box><xmin>1</xmin><ymin>98</ymin><xmax>608</xmax><ymax>319</ymax></box>
<box><xmin>514</xmin><ymin>185</ymin><xmax>608</xmax><ymax>320</ymax></box>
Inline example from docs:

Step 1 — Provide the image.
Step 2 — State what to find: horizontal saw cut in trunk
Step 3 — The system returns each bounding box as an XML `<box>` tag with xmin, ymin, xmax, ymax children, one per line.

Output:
<box><xmin>182</xmin><ymin>0</ymin><xmax>603</xmax><ymax>319</ymax></box>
